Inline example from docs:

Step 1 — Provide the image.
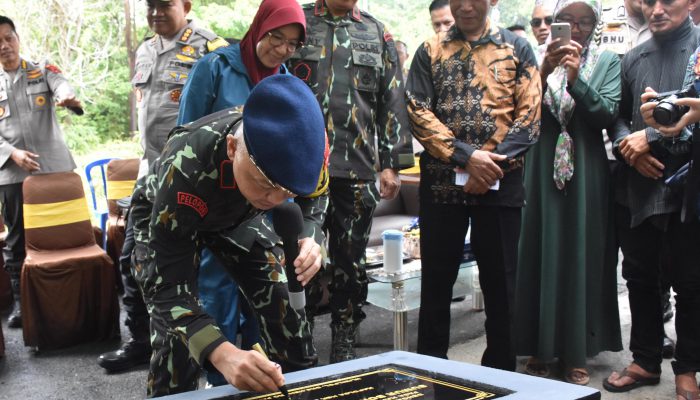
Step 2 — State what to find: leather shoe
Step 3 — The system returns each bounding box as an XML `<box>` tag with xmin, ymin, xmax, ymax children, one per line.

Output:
<box><xmin>7</xmin><ymin>309</ymin><xmax>21</xmax><ymax>328</ymax></box>
<box><xmin>98</xmin><ymin>339</ymin><xmax>152</xmax><ymax>372</ymax></box>
<box><xmin>662</xmin><ymin>335</ymin><xmax>675</xmax><ymax>359</ymax></box>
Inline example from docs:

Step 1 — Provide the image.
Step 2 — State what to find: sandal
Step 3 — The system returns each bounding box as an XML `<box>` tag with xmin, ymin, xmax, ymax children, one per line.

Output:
<box><xmin>676</xmin><ymin>373</ymin><xmax>700</xmax><ymax>400</ymax></box>
<box><xmin>524</xmin><ymin>357</ymin><xmax>550</xmax><ymax>378</ymax></box>
<box><xmin>565</xmin><ymin>367</ymin><xmax>590</xmax><ymax>386</ymax></box>
<box><xmin>677</xmin><ymin>387</ymin><xmax>700</xmax><ymax>400</ymax></box>
<box><xmin>603</xmin><ymin>368</ymin><xmax>661</xmax><ymax>393</ymax></box>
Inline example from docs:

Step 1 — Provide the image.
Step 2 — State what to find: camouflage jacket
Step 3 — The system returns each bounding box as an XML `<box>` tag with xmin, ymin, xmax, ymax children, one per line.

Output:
<box><xmin>287</xmin><ymin>0</ymin><xmax>413</xmax><ymax>181</ymax></box>
<box><xmin>130</xmin><ymin>109</ymin><xmax>327</xmax><ymax>365</ymax></box>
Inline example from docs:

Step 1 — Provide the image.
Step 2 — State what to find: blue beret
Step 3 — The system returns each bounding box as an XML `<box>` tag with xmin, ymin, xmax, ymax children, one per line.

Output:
<box><xmin>243</xmin><ymin>74</ymin><xmax>325</xmax><ymax>196</ymax></box>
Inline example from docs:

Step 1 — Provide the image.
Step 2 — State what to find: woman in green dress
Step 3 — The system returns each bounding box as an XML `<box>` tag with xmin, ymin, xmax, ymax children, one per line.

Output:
<box><xmin>514</xmin><ymin>0</ymin><xmax>622</xmax><ymax>385</ymax></box>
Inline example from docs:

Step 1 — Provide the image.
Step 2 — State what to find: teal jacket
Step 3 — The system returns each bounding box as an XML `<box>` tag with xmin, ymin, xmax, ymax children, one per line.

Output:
<box><xmin>177</xmin><ymin>43</ymin><xmax>285</xmax><ymax>124</ymax></box>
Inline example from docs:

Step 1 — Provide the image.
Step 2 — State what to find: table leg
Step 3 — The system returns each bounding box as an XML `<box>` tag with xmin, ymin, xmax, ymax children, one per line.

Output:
<box><xmin>393</xmin><ymin>310</ymin><xmax>408</xmax><ymax>350</ymax></box>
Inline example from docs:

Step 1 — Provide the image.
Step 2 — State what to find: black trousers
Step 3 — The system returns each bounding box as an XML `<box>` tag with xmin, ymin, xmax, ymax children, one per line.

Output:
<box><xmin>617</xmin><ymin>205</ymin><xmax>700</xmax><ymax>375</ymax></box>
<box><xmin>120</xmin><ymin>211</ymin><xmax>150</xmax><ymax>339</ymax></box>
<box><xmin>0</xmin><ymin>182</ymin><xmax>25</xmax><ymax>295</ymax></box>
<box><xmin>417</xmin><ymin>201</ymin><xmax>521</xmax><ymax>371</ymax></box>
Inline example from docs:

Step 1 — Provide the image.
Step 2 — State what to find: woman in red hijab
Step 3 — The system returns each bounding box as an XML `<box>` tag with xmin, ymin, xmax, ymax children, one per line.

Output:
<box><xmin>178</xmin><ymin>0</ymin><xmax>307</xmax><ymax>121</ymax></box>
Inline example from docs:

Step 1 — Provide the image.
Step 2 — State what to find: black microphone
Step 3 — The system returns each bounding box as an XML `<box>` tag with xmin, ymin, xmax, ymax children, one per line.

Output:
<box><xmin>272</xmin><ymin>202</ymin><xmax>305</xmax><ymax>311</ymax></box>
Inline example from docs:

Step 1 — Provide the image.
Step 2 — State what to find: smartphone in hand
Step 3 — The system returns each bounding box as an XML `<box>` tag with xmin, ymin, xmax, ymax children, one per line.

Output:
<box><xmin>550</xmin><ymin>22</ymin><xmax>571</xmax><ymax>47</ymax></box>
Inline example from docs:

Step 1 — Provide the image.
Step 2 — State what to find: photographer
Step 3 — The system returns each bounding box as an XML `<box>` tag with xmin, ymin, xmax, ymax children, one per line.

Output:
<box><xmin>641</xmin><ymin>88</ymin><xmax>700</xmax><ymax>137</ymax></box>
<box><xmin>602</xmin><ymin>0</ymin><xmax>700</xmax><ymax>397</ymax></box>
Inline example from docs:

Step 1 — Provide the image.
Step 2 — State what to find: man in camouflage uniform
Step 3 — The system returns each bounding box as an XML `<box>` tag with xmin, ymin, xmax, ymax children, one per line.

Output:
<box><xmin>98</xmin><ymin>0</ymin><xmax>227</xmax><ymax>373</ymax></box>
<box><xmin>131</xmin><ymin>75</ymin><xmax>326</xmax><ymax>397</ymax></box>
<box><xmin>288</xmin><ymin>0</ymin><xmax>413</xmax><ymax>363</ymax></box>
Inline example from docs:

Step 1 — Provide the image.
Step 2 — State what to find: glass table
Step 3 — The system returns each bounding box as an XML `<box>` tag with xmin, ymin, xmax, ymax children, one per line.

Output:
<box><xmin>366</xmin><ymin>258</ymin><xmax>478</xmax><ymax>351</ymax></box>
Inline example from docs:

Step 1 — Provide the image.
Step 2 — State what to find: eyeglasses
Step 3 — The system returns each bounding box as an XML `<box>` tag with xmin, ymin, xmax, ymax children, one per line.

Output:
<box><xmin>265</xmin><ymin>31</ymin><xmax>304</xmax><ymax>53</ymax></box>
<box><xmin>248</xmin><ymin>153</ymin><xmax>296</xmax><ymax>197</ymax></box>
<box><xmin>555</xmin><ymin>16</ymin><xmax>597</xmax><ymax>32</ymax></box>
<box><xmin>529</xmin><ymin>16</ymin><xmax>553</xmax><ymax>28</ymax></box>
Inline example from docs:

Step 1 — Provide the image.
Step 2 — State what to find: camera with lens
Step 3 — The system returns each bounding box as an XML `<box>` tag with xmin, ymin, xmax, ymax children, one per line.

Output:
<box><xmin>650</xmin><ymin>85</ymin><xmax>698</xmax><ymax>126</ymax></box>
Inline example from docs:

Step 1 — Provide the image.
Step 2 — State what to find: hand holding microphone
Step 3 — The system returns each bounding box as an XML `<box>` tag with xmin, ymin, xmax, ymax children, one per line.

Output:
<box><xmin>272</xmin><ymin>202</ymin><xmax>322</xmax><ymax>311</ymax></box>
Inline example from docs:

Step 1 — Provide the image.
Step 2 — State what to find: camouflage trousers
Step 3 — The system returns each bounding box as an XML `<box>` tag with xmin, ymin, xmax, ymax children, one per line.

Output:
<box><xmin>307</xmin><ymin>178</ymin><xmax>378</xmax><ymax>326</ymax></box>
<box><xmin>141</xmin><ymin>236</ymin><xmax>317</xmax><ymax>398</ymax></box>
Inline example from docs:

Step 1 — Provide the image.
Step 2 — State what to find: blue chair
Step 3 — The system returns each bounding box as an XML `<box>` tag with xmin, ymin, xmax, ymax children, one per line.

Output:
<box><xmin>84</xmin><ymin>158</ymin><xmax>116</xmax><ymax>248</ymax></box>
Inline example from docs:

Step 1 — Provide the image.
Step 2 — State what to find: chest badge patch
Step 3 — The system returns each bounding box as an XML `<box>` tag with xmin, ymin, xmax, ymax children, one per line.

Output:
<box><xmin>35</xmin><ymin>95</ymin><xmax>46</xmax><ymax>107</ymax></box>
<box><xmin>0</xmin><ymin>106</ymin><xmax>5</xmax><ymax>117</ymax></box>
<box><xmin>180</xmin><ymin>45</ymin><xmax>195</xmax><ymax>57</ymax></box>
<box><xmin>169</xmin><ymin>71</ymin><xmax>188</xmax><ymax>82</ymax></box>
<box><xmin>176</xmin><ymin>53</ymin><xmax>196</xmax><ymax>63</ymax></box>
<box><xmin>26</xmin><ymin>69</ymin><xmax>42</xmax><ymax>80</ymax></box>
<box><xmin>177</xmin><ymin>192</ymin><xmax>208</xmax><ymax>218</ymax></box>
<box><xmin>170</xmin><ymin>89</ymin><xmax>182</xmax><ymax>103</ymax></box>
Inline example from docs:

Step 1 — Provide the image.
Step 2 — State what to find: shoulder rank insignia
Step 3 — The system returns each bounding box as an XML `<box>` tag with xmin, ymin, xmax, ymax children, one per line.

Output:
<box><xmin>45</xmin><ymin>64</ymin><xmax>62</xmax><ymax>74</ymax></box>
<box><xmin>180</xmin><ymin>28</ymin><xmax>193</xmax><ymax>43</ymax></box>
<box><xmin>207</xmin><ymin>37</ymin><xmax>228</xmax><ymax>53</ymax></box>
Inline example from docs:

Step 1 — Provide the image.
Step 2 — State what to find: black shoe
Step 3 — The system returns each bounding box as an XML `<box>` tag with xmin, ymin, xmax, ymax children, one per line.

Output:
<box><xmin>662</xmin><ymin>335</ymin><xmax>675</xmax><ymax>359</ymax></box>
<box><xmin>98</xmin><ymin>339</ymin><xmax>152</xmax><ymax>373</ymax></box>
<box><xmin>7</xmin><ymin>309</ymin><xmax>21</xmax><ymax>328</ymax></box>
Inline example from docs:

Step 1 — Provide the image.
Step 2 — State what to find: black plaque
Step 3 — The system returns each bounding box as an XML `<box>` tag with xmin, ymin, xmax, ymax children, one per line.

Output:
<box><xmin>215</xmin><ymin>364</ymin><xmax>511</xmax><ymax>400</ymax></box>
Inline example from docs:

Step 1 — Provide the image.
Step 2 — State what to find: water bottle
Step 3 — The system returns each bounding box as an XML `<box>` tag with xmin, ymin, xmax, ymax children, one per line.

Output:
<box><xmin>382</xmin><ymin>229</ymin><xmax>404</xmax><ymax>273</ymax></box>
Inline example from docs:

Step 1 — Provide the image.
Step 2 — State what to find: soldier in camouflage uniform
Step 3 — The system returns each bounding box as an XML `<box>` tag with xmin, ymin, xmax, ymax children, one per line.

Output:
<box><xmin>287</xmin><ymin>0</ymin><xmax>413</xmax><ymax>363</ymax></box>
<box><xmin>130</xmin><ymin>75</ymin><xmax>327</xmax><ymax>397</ymax></box>
<box><xmin>98</xmin><ymin>0</ymin><xmax>228</xmax><ymax>373</ymax></box>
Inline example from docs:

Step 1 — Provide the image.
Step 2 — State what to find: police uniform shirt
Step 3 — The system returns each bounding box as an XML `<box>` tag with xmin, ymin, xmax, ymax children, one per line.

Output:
<box><xmin>0</xmin><ymin>59</ymin><xmax>76</xmax><ymax>185</ymax></box>
<box><xmin>599</xmin><ymin>4</ymin><xmax>651</xmax><ymax>56</ymax></box>
<box><xmin>131</xmin><ymin>20</ymin><xmax>226</xmax><ymax>167</ymax></box>
<box><xmin>288</xmin><ymin>0</ymin><xmax>412</xmax><ymax>181</ymax></box>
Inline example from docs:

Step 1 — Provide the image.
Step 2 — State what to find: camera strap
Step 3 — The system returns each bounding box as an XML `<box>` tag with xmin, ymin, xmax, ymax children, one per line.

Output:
<box><xmin>682</xmin><ymin>123</ymin><xmax>700</xmax><ymax>222</ymax></box>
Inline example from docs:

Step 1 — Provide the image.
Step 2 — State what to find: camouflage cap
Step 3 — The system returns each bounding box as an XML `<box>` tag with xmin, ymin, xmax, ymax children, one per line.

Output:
<box><xmin>242</xmin><ymin>74</ymin><xmax>326</xmax><ymax>197</ymax></box>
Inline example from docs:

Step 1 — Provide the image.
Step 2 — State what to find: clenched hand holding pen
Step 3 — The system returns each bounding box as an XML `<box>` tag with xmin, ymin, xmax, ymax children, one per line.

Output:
<box><xmin>208</xmin><ymin>341</ymin><xmax>286</xmax><ymax>394</ymax></box>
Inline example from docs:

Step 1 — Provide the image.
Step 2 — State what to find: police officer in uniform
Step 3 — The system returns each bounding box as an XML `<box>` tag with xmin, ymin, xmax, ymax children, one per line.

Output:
<box><xmin>598</xmin><ymin>0</ymin><xmax>650</xmax><ymax>56</ymax></box>
<box><xmin>97</xmin><ymin>0</ymin><xmax>227</xmax><ymax>373</ymax></box>
<box><xmin>288</xmin><ymin>0</ymin><xmax>413</xmax><ymax>363</ymax></box>
<box><xmin>130</xmin><ymin>75</ymin><xmax>324</xmax><ymax>397</ymax></box>
<box><xmin>0</xmin><ymin>16</ymin><xmax>81</xmax><ymax>329</ymax></box>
